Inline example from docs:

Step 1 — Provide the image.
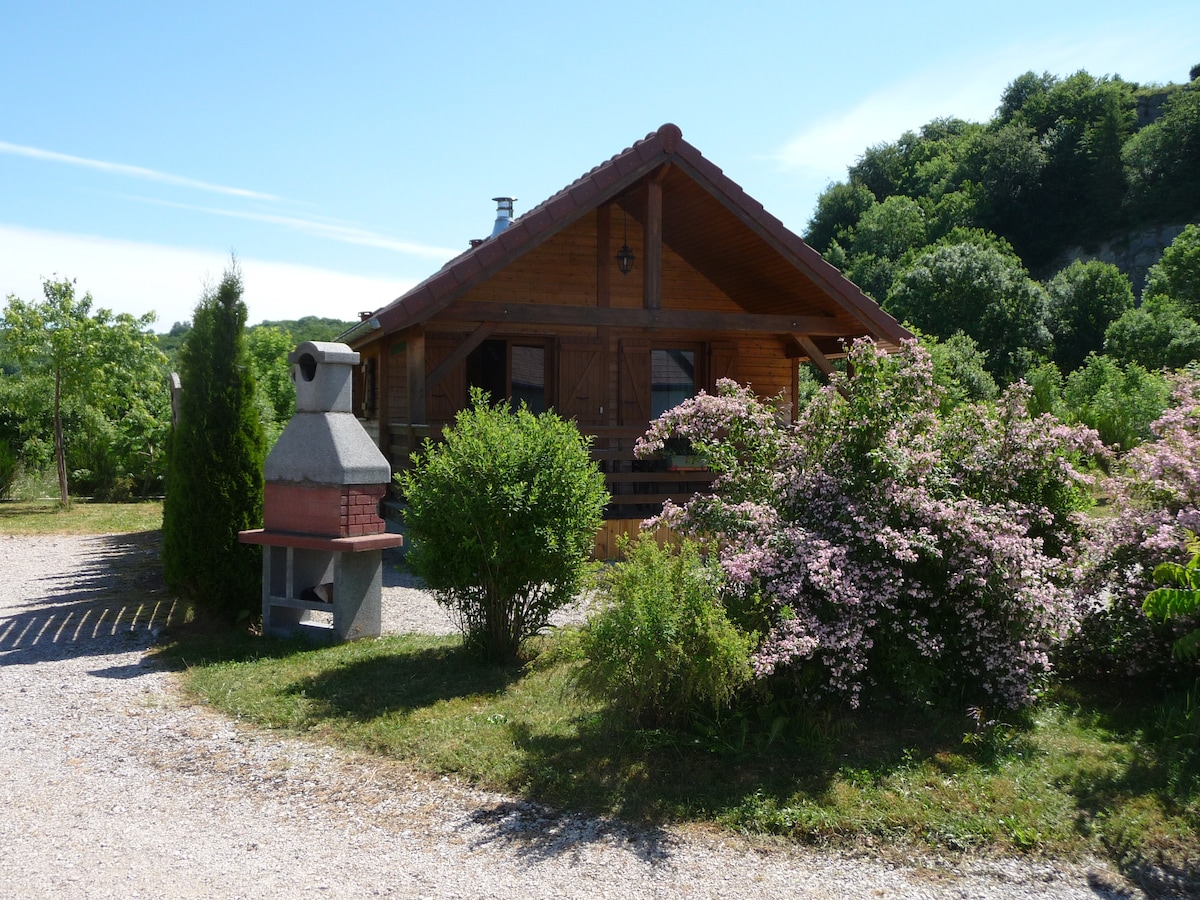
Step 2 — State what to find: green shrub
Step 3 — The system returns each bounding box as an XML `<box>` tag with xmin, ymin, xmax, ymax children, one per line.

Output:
<box><xmin>1063</xmin><ymin>354</ymin><xmax>1171</xmax><ymax>451</ymax></box>
<box><xmin>399</xmin><ymin>389</ymin><xmax>608</xmax><ymax>663</ymax></box>
<box><xmin>574</xmin><ymin>537</ymin><xmax>754</xmax><ymax>728</ymax></box>
<box><xmin>1144</xmin><ymin>531</ymin><xmax>1200</xmax><ymax>662</ymax></box>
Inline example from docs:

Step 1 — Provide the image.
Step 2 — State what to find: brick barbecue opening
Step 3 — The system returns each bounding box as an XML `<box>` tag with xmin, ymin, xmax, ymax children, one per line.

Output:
<box><xmin>240</xmin><ymin>341</ymin><xmax>403</xmax><ymax>641</ymax></box>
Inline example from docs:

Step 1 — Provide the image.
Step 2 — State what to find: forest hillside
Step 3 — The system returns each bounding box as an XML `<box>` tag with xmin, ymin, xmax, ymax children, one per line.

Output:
<box><xmin>804</xmin><ymin>65</ymin><xmax>1200</xmax><ymax>391</ymax></box>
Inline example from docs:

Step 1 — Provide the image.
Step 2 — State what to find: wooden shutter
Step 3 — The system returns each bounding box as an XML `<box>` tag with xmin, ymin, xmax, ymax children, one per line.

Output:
<box><xmin>618</xmin><ymin>338</ymin><xmax>651</xmax><ymax>426</ymax></box>
<box><xmin>708</xmin><ymin>340</ymin><xmax>738</xmax><ymax>390</ymax></box>
<box><xmin>426</xmin><ymin>335</ymin><xmax>465</xmax><ymax>426</ymax></box>
<box><xmin>557</xmin><ymin>338</ymin><xmax>604</xmax><ymax>426</ymax></box>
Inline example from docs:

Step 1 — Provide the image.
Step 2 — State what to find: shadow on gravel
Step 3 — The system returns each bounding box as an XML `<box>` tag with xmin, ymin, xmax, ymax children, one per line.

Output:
<box><xmin>0</xmin><ymin>531</ymin><xmax>185</xmax><ymax>665</ymax></box>
<box><xmin>458</xmin><ymin>799</ymin><xmax>674</xmax><ymax>865</ymax></box>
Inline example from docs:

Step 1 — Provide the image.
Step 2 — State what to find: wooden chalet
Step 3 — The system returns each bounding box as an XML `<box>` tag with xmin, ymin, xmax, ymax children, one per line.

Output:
<box><xmin>342</xmin><ymin>123</ymin><xmax>910</xmax><ymax>554</ymax></box>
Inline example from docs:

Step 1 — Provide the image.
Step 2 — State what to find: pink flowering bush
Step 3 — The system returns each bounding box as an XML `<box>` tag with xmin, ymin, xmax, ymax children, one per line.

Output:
<box><xmin>637</xmin><ymin>339</ymin><xmax>1103</xmax><ymax>710</ymax></box>
<box><xmin>1067</xmin><ymin>370</ymin><xmax>1200</xmax><ymax>675</ymax></box>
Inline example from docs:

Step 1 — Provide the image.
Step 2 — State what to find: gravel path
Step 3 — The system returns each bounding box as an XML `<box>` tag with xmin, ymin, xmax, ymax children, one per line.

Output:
<box><xmin>0</xmin><ymin>533</ymin><xmax>1154</xmax><ymax>899</ymax></box>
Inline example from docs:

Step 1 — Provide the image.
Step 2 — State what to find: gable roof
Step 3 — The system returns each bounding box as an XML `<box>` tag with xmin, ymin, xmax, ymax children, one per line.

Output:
<box><xmin>344</xmin><ymin>123</ymin><xmax>909</xmax><ymax>352</ymax></box>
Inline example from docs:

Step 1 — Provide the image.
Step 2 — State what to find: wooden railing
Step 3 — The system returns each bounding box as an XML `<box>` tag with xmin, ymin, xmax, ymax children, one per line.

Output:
<box><xmin>388</xmin><ymin>423</ymin><xmax>434</xmax><ymax>471</ymax></box>
<box><xmin>385</xmin><ymin>421</ymin><xmax>712</xmax><ymax>515</ymax></box>
<box><xmin>582</xmin><ymin>425</ymin><xmax>714</xmax><ymax>513</ymax></box>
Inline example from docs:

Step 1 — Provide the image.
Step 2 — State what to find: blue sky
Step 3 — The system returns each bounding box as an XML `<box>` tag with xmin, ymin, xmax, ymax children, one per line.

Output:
<box><xmin>2</xmin><ymin>1</ymin><xmax>1195</xmax><ymax>330</ymax></box>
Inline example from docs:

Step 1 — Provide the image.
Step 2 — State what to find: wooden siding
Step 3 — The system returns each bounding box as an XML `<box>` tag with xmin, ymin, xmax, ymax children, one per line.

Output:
<box><xmin>386</xmin><ymin>340</ymin><xmax>408</xmax><ymax>422</ymax></box>
<box><xmin>593</xmin><ymin>519</ymin><xmax>681</xmax><ymax>560</ymax></box>
<box><xmin>446</xmin><ymin>209</ymin><xmax>746</xmax><ymax>318</ymax></box>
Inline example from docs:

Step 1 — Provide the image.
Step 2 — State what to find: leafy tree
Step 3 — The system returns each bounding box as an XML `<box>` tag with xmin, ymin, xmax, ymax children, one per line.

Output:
<box><xmin>906</xmin><ymin>118</ymin><xmax>980</xmax><ymax>201</ymax></box>
<box><xmin>1143</xmin><ymin>224</ymin><xmax>1200</xmax><ymax>313</ymax></box>
<box><xmin>844</xmin><ymin>253</ymin><xmax>900</xmax><ymax>304</ymax></box>
<box><xmin>840</xmin><ymin>195</ymin><xmax>932</xmax><ymax>300</ymax></box>
<box><xmin>1046</xmin><ymin>260</ymin><xmax>1135</xmax><ymax>372</ymax></box>
<box><xmin>244</xmin><ymin>325</ymin><xmax>296</xmax><ymax>447</ymax></box>
<box><xmin>1123</xmin><ymin>88</ymin><xmax>1200</xmax><ymax>223</ymax></box>
<box><xmin>805</xmin><ymin>181</ymin><xmax>875</xmax><ymax>254</ymax></box>
<box><xmin>839</xmin><ymin>120</ymin><xmax>981</xmax><ymax>214</ymax></box>
<box><xmin>918</xmin><ymin>330</ymin><xmax>998</xmax><ymax>413</ymax></box>
<box><xmin>996</xmin><ymin>71</ymin><xmax>1058</xmax><ymax>124</ymax></box>
<box><xmin>256</xmin><ymin>316</ymin><xmax>355</xmax><ymax>343</ymax></box>
<box><xmin>162</xmin><ymin>264</ymin><xmax>265</xmax><ymax>622</ymax></box>
<box><xmin>1023</xmin><ymin>361</ymin><xmax>1066</xmax><ymax>418</ymax></box>
<box><xmin>400</xmin><ymin>389</ymin><xmax>608</xmax><ymax>662</ymax></box>
<box><xmin>157</xmin><ymin>320</ymin><xmax>192</xmax><ymax>363</ymax></box>
<box><xmin>886</xmin><ymin>240</ymin><xmax>1051</xmax><ymax>381</ymax></box>
<box><xmin>810</xmin><ymin>66</ymin><xmax>1192</xmax><ymax>292</ymax></box>
<box><xmin>953</xmin><ymin>121</ymin><xmax>1046</xmax><ymax>257</ymax></box>
<box><xmin>2</xmin><ymin>278</ymin><xmax>166</xmax><ymax>504</ymax></box>
<box><xmin>848</xmin><ymin>140</ymin><xmax>908</xmax><ymax>202</ymax></box>
<box><xmin>989</xmin><ymin>71</ymin><xmax>1135</xmax><ymax>259</ymax></box>
<box><xmin>0</xmin><ymin>437</ymin><xmax>16</xmax><ymax>499</ymax></box>
<box><xmin>1103</xmin><ymin>226</ymin><xmax>1200</xmax><ymax>370</ymax></box>
<box><xmin>1104</xmin><ymin>296</ymin><xmax>1200</xmax><ymax>370</ymax></box>
<box><xmin>851</xmin><ymin>195</ymin><xmax>928</xmax><ymax>260</ymax></box>
<box><xmin>926</xmin><ymin>182</ymin><xmax>984</xmax><ymax>241</ymax></box>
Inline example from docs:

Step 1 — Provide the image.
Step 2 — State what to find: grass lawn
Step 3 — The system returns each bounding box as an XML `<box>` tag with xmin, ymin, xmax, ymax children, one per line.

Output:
<box><xmin>0</xmin><ymin>499</ymin><xmax>163</xmax><ymax>535</ymax></box>
<box><xmin>156</xmin><ymin>628</ymin><xmax>1200</xmax><ymax>886</ymax></box>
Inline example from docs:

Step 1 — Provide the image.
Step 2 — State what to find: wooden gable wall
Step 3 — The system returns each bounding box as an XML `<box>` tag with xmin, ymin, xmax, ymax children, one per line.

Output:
<box><xmin>354</xmin><ymin>200</ymin><xmax>806</xmax><ymax>512</ymax></box>
<box><xmin>410</xmin><ymin>207</ymin><xmax>795</xmax><ymax>422</ymax></box>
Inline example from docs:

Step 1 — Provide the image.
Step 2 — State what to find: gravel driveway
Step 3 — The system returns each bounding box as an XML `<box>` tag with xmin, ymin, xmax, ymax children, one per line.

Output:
<box><xmin>0</xmin><ymin>532</ymin><xmax>1152</xmax><ymax>899</ymax></box>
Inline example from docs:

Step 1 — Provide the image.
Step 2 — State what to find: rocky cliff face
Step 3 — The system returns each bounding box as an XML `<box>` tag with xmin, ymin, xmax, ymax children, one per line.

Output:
<box><xmin>1136</xmin><ymin>89</ymin><xmax>1174</xmax><ymax>128</ymax></box>
<box><xmin>1049</xmin><ymin>221</ymin><xmax>1195</xmax><ymax>296</ymax></box>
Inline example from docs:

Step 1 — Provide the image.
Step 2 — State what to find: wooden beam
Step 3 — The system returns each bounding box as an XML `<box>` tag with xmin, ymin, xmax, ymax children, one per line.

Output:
<box><xmin>407</xmin><ymin>328</ymin><xmax>426</xmax><ymax>425</ymax></box>
<box><xmin>643</xmin><ymin>178</ymin><xmax>662</xmax><ymax>310</ymax></box>
<box><xmin>426</xmin><ymin>322</ymin><xmax>496</xmax><ymax>392</ymax></box>
<box><xmin>670</xmin><ymin>156</ymin><xmax>912</xmax><ymax>345</ymax></box>
<box><xmin>444</xmin><ymin>300</ymin><xmax>848</xmax><ymax>336</ymax></box>
<box><xmin>794</xmin><ymin>333</ymin><xmax>849</xmax><ymax>399</ymax></box>
<box><xmin>596</xmin><ymin>205</ymin><xmax>611</xmax><ymax>309</ymax></box>
<box><xmin>793</xmin><ymin>333</ymin><xmax>836</xmax><ymax>378</ymax></box>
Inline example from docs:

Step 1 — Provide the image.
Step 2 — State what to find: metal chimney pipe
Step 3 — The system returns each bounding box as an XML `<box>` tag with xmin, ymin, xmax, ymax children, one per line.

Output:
<box><xmin>491</xmin><ymin>197</ymin><xmax>516</xmax><ymax>237</ymax></box>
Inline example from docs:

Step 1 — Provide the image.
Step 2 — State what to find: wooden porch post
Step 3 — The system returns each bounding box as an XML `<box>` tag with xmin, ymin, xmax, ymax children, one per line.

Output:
<box><xmin>376</xmin><ymin>344</ymin><xmax>391</xmax><ymax>452</ymax></box>
<box><xmin>596</xmin><ymin>205</ymin><xmax>613</xmax><ymax>424</ymax></box>
<box><xmin>407</xmin><ymin>326</ymin><xmax>426</xmax><ymax>433</ymax></box>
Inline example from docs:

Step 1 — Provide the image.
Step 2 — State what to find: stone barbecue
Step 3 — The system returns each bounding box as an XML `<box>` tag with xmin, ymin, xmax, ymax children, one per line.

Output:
<box><xmin>239</xmin><ymin>341</ymin><xmax>402</xmax><ymax>640</ymax></box>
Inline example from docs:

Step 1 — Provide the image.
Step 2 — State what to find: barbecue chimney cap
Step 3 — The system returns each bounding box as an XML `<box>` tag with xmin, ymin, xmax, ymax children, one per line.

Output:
<box><xmin>289</xmin><ymin>341</ymin><xmax>359</xmax><ymax>413</ymax></box>
<box><xmin>288</xmin><ymin>341</ymin><xmax>360</xmax><ymax>370</ymax></box>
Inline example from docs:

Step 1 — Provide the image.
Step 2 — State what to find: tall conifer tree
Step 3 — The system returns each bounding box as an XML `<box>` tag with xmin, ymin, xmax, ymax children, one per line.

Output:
<box><xmin>162</xmin><ymin>263</ymin><xmax>265</xmax><ymax>621</ymax></box>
